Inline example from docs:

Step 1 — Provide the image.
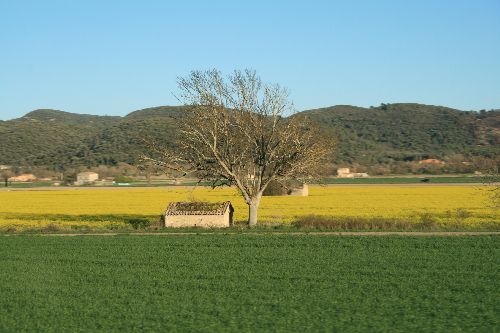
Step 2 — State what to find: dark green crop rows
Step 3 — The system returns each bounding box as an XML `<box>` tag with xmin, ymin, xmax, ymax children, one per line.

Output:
<box><xmin>0</xmin><ymin>235</ymin><xmax>498</xmax><ymax>332</ymax></box>
<box><xmin>323</xmin><ymin>176</ymin><xmax>493</xmax><ymax>184</ymax></box>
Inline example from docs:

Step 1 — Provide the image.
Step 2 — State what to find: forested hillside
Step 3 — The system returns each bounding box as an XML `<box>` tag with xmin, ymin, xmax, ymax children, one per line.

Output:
<box><xmin>302</xmin><ymin>103</ymin><xmax>499</xmax><ymax>164</ymax></box>
<box><xmin>0</xmin><ymin>106</ymin><xmax>182</xmax><ymax>168</ymax></box>
<box><xmin>0</xmin><ymin>103</ymin><xmax>498</xmax><ymax>174</ymax></box>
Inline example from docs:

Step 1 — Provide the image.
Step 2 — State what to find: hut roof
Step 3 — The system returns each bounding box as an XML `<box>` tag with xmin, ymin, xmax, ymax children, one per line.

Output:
<box><xmin>165</xmin><ymin>201</ymin><xmax>233</xmax><ymax>216</ymax></box>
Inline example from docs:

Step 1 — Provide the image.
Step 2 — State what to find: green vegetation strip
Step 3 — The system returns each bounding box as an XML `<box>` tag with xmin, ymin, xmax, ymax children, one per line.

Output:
<box><xmin>4</xmin><ymin>176</ymin><xmax>496</xmax><ymax>188</ymax></box>
<box><xmin>323</xmin><ymin>176</ymin><xmax>494</xmax><ymax>184</ymax></box>
<box><xmin>0</xmin><ymin>235</ymin><xmax>498</xmax><ymax>332</ymax></box>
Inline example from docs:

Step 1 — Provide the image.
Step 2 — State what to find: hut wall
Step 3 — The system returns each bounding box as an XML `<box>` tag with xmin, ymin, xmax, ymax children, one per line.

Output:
<box><xmin>165</xmin><ymin>210</ymin><xmax>231</xmax><ymax>228</ymax></box>
<box><xmin>290</xmin><ymin>184</ymin><xmax>309</xmax><ymax>196</ymax></box>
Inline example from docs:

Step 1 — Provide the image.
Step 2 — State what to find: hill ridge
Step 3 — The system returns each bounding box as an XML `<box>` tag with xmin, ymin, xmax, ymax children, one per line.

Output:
<box><xmin>1</xmin><ymin>103</ymin><xmax>498</xmax><ymax>171</ymax></box>
<box><xmin>12</xmin><ymin>102</ymin><xmax>498</xmax><ymax>122</ymax></box>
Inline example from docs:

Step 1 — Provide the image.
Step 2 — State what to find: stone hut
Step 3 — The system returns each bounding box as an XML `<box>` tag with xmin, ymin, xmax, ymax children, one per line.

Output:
<box><xmin>164</xmin><ymin>201</ymin><xmax>234</xmax><ymax>228</ymax></box>
<box><xmin>290</xmin><ymin>183</ymin><xmax>309</xmax><ymax>196</ymax></box>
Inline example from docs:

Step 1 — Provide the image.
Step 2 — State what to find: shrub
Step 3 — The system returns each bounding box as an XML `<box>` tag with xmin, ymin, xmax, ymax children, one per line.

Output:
<box><xmin>292</xmin><ymin>215</ymin><xmax>414</xmax><ymax>230</ymax></box>
<box><xmin>114</xmin><ymin>175</ymin><xmax>134</xmax><ymax>183</ymax></box>
<box><xmin>418</xmin><ymin>213</ymin><xmax>437</xmax><ymax>229</ymax></box>
<box><xmin>263</xmin><ymin>180</ymin><xmax>303</xmax><ymax>196</ymax></box>
<box><xmin>43</xmin><ymin>223</ymin><xmax>60</xmax><ymax>232</ymax></box>
<box><xmin>455</xmin><ymin>208</ymin><xmax>471</xmax><ymax>219</ymax></box>
<box><xmin>263</xmin><ymin>181</ymin><xmax>289</xmax><ymax>196</ymax></box>
<box><xmin>125</xmin><ymin>218</ymin><xmax>151</xmax><ymax>230</ymax></box>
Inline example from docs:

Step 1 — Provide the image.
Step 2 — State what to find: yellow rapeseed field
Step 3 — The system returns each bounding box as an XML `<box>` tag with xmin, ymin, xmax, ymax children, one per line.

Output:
<box><xmin>0</xmin><ymin>185</ymin><xmax>497</xmax><ymax>231</ymax></box>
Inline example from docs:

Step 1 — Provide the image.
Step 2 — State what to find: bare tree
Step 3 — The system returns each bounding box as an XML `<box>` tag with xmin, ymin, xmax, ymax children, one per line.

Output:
<box><xmin>0</xmin><ymin>169</ymin><xmax>13</xmax><ymax>187</ymax></box>
<box><xmin>144</xmin><ymin>69</ymin><xmax>334</xmax><ymax>226</ymax></box>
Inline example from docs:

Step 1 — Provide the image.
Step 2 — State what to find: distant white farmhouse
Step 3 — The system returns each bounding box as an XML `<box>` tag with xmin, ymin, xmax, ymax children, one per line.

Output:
<box><xmin>337</xmin><ymin>168</ymin><xmax>368</xmax><ymax>178</ymax></box>
<box><xmin>337</xmin><ymin>168</ymin><xmax>352</xmax><ymax>178</ymax></box>
<box><xmin>75</xmin><ymin>172</ymin><xmax>99</xmax><ymax>185</ymax></box>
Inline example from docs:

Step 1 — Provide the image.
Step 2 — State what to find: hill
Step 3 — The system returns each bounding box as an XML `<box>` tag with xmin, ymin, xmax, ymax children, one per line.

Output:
<box><xmin>0</xmin><ymin>103</ymin><xmax>498</xmax><ymax>173</ymax></box>
<box><xmin>124</xmin><ymin>106</ymin><xmax>187</xmax><ymax>120</ymax></box>
<box><xmin>20</xmin><ymin>109</ymin><xmax>121</xmax><ymax>126</ymax></box>
<box><xmin>302</xmin><ymin>103</ymin><xmax>499</xmax><ymax>165</ymax></box>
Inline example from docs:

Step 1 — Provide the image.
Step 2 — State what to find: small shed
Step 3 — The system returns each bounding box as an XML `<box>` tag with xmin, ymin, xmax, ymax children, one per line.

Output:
<box><xmin>164</xmin><ymin>201</ymin><xmax>234</xmax><ymax>228</ymax></box>
<box><xmin>290</xmin><ymin>183</ymin><xmax>309</xmax><ymax>196</ymax></box>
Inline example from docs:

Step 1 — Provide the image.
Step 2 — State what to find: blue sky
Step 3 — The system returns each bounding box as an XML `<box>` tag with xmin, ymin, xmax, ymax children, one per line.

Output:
<box><xmin>1</xmin><ymin>0</ymin><xmax>499</xmax><ymax>120</ymax></box>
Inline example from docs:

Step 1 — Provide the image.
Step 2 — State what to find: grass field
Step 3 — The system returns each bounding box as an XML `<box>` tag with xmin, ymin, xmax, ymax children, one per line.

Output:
<box><xmin>0</xmin><ymin>185</ymin><xmax>498</xmax><ymax>232</ymax></box>
<box><xmin>0</xmin><ymin>235</ymin><xmax>497</xmax><ymax>332</ymax></box>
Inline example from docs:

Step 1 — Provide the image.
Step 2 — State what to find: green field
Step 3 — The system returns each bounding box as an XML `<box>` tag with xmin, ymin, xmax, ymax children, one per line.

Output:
<box><xmin>0</xmin><ymin>235</ymin><xmax>498</xmax><ymax>332</ymax></box>
<box><xmin>3</xmin><ymin>175</ymin><xmax>494</xmax><ymax>189</ymax></box>
<box><xmin>323</xmin><ymin>176</ymin><xmax>493</xmax><ymax>184</ymax></box>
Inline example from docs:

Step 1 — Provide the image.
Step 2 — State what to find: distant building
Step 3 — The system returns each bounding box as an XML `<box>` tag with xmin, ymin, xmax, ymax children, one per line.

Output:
<box><xmin>94</xmin><ymin>179</ymin><xmax>115</xmax><ymax>186</ymax></box>
<box><xmin>0</xmin><ymin>165</ymin><xmax>11</xmax><ymax>170</ymax></box>
<box><xmin>289</xmin><ymin>183</ymin><xmax>309</xmax><ymax>196</ymax></box>
<box><xmin>337</xmin><ymin>168</ymin><xmax>351</xmax><ymax>178</ymax></box>
<box><xmin>352</xmin><ymin>172</ymin><xmax>369</xmax><ymax>178</ymax></box>
<box><xmin>164</xmin><ymin>201</ymin><xmax>234</xmax><ymax>228</ymax></box>
<box><xmin>8</xmin><ymin>174</ymin><xmax>37</xmax><ymax>182</ymax></box>
<box><xmin>75</xmin><ymin>172</ymin><xmax>99</xmax><ymax>185</ymax></box>
<box><xmin>337</xmin><ymin>168</ymin><xmax>369</xmax><ymax>178</ymax></box>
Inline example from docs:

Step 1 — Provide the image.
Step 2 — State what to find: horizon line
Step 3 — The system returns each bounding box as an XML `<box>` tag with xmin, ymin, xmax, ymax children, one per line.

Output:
<box><xmin>2</xmin><ymin>102</ymin><xmax>499</xmax><ymax>122</ymax></box>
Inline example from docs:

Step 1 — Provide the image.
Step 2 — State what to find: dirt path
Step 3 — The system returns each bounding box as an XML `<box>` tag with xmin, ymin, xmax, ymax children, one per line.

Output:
<box><xmin>2</xmin><ymin>231</ymin><xmax>499</xmax><ymax>237</ymax></box>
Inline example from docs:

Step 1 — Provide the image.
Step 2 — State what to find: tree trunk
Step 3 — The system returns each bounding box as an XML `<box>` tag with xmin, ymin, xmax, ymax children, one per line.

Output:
<box><xmin>247</xmin><ymin>196</ymin><xmax>261</xmax><ymax>226</ymax></box>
